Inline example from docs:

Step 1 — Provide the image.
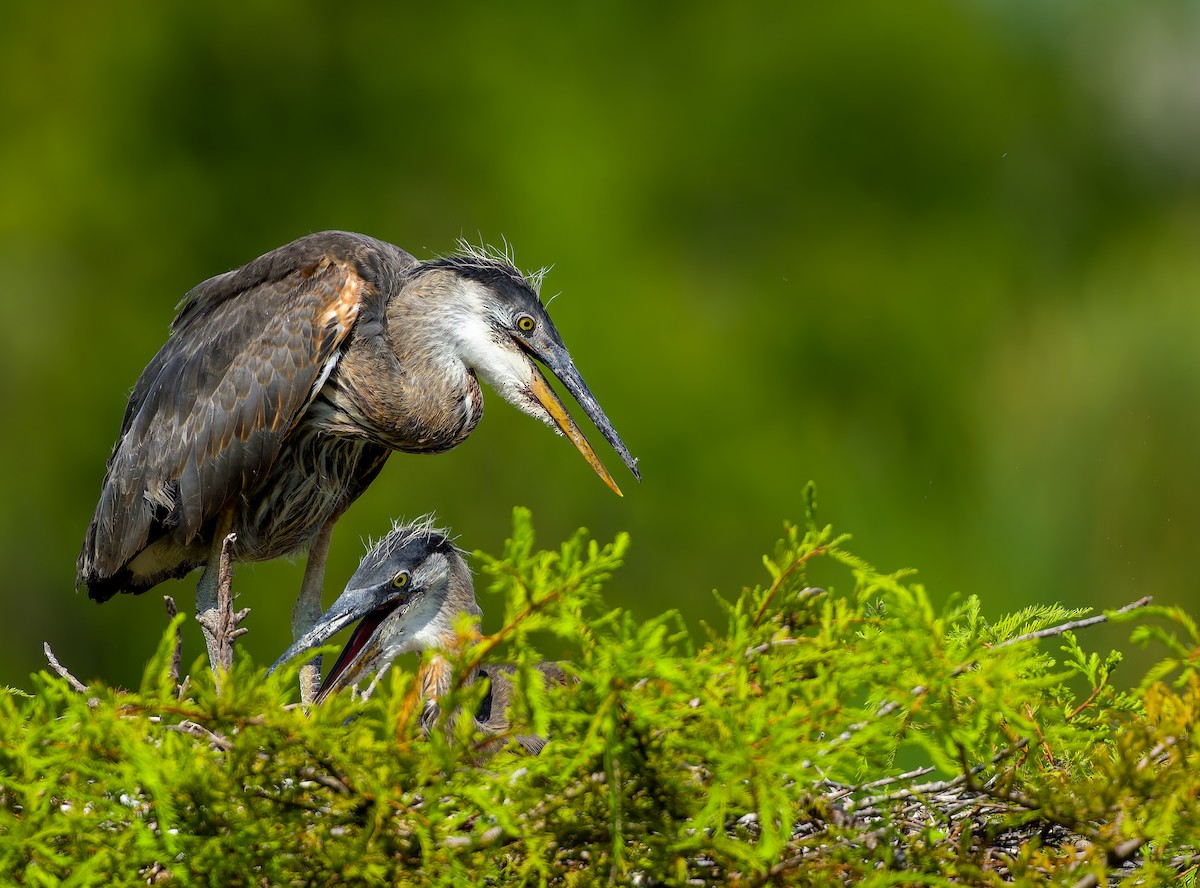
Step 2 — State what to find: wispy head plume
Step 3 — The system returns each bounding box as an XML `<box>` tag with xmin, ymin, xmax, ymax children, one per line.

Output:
<box><xmin>359</xmin><ymin>514</ymin><xmax>463</xmax><ymax>570</ymax></box>
<box><xmin>451</xmin><ymin>236</ymin><xmax>552</xmax><ymax>298</ymax></box>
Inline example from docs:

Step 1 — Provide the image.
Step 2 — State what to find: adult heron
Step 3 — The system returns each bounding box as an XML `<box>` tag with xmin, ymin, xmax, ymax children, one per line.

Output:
<box><xmin>77</xmin><ymin>231</ymin><xmax>637</xmax><ymax>696</ymax></box>
<box><xmin>271</xmin><ymin>520</ymin><xmax>565</xmax><ymax>754</ymax></box>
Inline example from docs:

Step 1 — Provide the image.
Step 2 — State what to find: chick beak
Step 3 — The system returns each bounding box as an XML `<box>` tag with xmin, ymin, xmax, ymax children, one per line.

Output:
<box><xmin>268</xmin><ymin>585</ymin><xmax>394</xmax><ymax>700</ymax></box>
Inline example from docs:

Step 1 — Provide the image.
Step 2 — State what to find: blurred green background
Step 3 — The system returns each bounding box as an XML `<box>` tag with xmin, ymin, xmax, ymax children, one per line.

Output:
<box><xmin>3</xmin><ymin>1</ymin><xmax>1199</xmax><ymax>689</ymax></box>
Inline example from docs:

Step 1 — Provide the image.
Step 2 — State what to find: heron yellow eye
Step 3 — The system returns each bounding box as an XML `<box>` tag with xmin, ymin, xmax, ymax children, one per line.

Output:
<box><xmin>392</xmin><ymin>571</ymin><xmax>410</xmax><ymax>589</ymax></box>
<box><xmin>516</xmin><ymin>314</ymin><xmax>536</xmax><ymax>333</ymax></box>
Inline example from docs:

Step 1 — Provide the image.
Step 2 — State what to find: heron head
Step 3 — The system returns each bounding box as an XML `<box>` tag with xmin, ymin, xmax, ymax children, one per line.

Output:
<box><xmin>409</xmin><ymin>251</ymin><xmax>641</xmax><ymax>495</ymax></box>
<box><xmin>268</xmin><ymin>520</ymin><xmax>476</xmax><ymax>701</ymax></box>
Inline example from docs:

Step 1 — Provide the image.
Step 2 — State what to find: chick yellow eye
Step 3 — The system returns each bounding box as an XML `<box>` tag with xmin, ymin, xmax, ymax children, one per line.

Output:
<box><xmin>392</xmin><ymin>571</ymin><xmax>410</xmax><ymax>589</ymax></box>
<box><xmin>516</xmin><ymin>314</ymin><xmax>536</xmax><ymax>333</ymax></box>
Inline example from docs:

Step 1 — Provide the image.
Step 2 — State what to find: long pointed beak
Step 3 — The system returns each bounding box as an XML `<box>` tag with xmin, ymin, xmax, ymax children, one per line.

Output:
<box><xmin>267</xmin><ymin>586</ymin><xmax>379</xmax><ymax>677</ymax></box>
<box><xmin>316</xmin><ymin>628</ymin><xmax>385</xmax><ymax>702</ymax></box>
<box><xmin>522</xmin><ymin>340</ymin><xmax>641</xmax><ymax>495</ymax></box>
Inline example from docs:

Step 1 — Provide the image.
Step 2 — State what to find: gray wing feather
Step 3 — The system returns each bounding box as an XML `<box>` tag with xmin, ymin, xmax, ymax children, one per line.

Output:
<box><xmin>78</xmin><ymin>231</ymin><xmax>416</xmax><ymax>595</ymax></box>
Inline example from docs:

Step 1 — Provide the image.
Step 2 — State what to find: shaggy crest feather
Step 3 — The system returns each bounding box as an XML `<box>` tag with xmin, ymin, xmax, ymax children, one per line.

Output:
<box><xmin>358</xmin><ymin>515</ymin><xmax>463</xmax><ymax>571</ymax></box>
<box><xmin>451</xmin><ymin>237</ymin><xmax>551</xmax><ymax>297</ymax></box>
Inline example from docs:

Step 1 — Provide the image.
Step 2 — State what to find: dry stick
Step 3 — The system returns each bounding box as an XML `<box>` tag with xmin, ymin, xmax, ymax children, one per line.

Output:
<box><xmin>358</xmin><ymin>662</ymin><xmax>391</xmax><ymax>703</ymax></box>
<box><xmin>298</xmin><ymin>747</ymin><xmax>356</xmax><ymax>796</ymax></box>
<box><xmin>744</xmin><ymin>637</ymin><xmax>800</xmax><ymax>658</ymax></box>
<box><xmin>853</xmin><ymin>764</ymin><xmax>938</xmax><ymax>794</ymax></box>
<box><xmin>1136</xmin><ymin>736</ymin><xmax>1177</xmax><ymax>773</ymax></box>
<box><xmin>442</xmin><ymin>826</ymin><xmax>507</xmax><ymax>851</ymax></box>
<box><xmin>298</xmin><ymin>767</ymin><xmax>353</xmax><ymax>796</ymax></box>
<box><xmin>847</xmin><ymin>740</ymin><xmax>1028</xmax><ymax>812</ymax></box>
<box><xmin>43</xmin><ymin>642</ymin><xmax>87</xmax><ymax>693</ymax></box>
<box><xmin>163</xmin><ymin>719</ymin><xmax>234</xmax><ymax>752</ymax></box>
<box><xmin>1070</xmin><ymin>836</ymin><xmax>1149</xmax><ymax>888</ymax></box>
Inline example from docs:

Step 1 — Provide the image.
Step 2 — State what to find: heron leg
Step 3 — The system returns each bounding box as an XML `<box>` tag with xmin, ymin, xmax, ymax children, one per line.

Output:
<box><xmin>195</xmin><ymin>510</ymin><xmax>236</xmax><ymax>676</ymax></box>
<box><xmin>195</xmin><ymin>562</ymin><xmax>221</xmax><ymax>671</ymax></box>
<box><xmin>294</xmin><ymin>519</ymin><xmax>335</xmax><ymax>705</ymax></box>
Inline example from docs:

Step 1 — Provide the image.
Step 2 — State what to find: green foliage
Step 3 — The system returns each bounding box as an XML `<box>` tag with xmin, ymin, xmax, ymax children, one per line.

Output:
<box><xmin>3</xmin><ymin>501</ymin><xmax>1199</xmax><ymax>885</ymax></box>
<box><xmin>10</xmin><ymin>2</ymin><xmax>1200</xmax><ymax>697</ymax></box>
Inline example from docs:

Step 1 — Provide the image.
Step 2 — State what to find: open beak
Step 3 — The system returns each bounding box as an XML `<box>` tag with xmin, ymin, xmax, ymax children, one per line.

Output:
<box><xmin>522</xmin><ymin>339</ymin><xmax>641</xmax><ymax>495</ymax></box>
<box><xmin>268</xmin><ymin>585</ymin><xmax>395</xmax><ymax>701</ymax></box>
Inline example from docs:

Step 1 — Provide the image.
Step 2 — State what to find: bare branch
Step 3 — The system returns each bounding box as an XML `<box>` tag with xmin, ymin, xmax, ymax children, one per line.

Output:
<box><xmin>357</xmin><ymin>662</ymin><xmax>392</xmax><ymax>703</ymax></box>
<box><xmin>43</xmin><ymin>642</ymin><xmax>87</xmax><ymax>693</ymax></box>
<box><xmin>1071</xmin><ymin>836</ymin><xmax>1148</xmax><ymax>888</ymax></box>
<box><xmin>744</xmin><ymin>637</ymin><xmax>799</xmax><ymax>658</ymax></box>
<box><xmin>848</xmin><ymin>740</ymin><xmax>1028</xmax><ymax>812</ymax></box>
<box><xmin>298</xmin><ymin>767</ymin><xmax>353</xmax><ymax>796</ymax></box>
<box><xmin>163</xmin><ymin>719</ymin><xmax>233</xmax><ymax>752</ymax></box>
<box><xmin>948</xmin><ymin>596</ymin><xmax>1155</xmax><ymax>679</ymax></box>
<box><xmin>992</xmin><ymin>596</ymin><xmax>1153</xmax><ymax>651</ymax></box>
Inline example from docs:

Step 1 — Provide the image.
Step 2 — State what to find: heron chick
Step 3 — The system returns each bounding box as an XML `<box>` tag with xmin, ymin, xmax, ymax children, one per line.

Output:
<box><xmin>270</xmin><ymin>520</ymin><xmax>565</xmax><ymax>754</ymax></box>
<box><xmin>76</xmin><ymin>232</ymin><xmax>637</xmax><ymax>698</ymax></box>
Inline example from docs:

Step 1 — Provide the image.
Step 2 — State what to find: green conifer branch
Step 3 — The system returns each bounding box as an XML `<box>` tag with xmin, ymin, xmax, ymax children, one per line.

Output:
<box><xmin>4</xmin><ymin>498</ymin><xmax>1200</xmax><ymax>885</ymax></box>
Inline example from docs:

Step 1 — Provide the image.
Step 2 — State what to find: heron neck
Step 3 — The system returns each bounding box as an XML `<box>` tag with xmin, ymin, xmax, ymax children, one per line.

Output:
<box><xmin>318</xmin><ymin>282</ymin><xmax>486</xmax><ymax>452</ymax></box>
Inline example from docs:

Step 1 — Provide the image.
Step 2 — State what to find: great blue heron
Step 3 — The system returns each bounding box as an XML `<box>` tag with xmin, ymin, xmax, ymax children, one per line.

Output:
<box><xmin>271</xmin><ymin>520</ymin><xmax>565</xmax><ymax>754</ymax></box>
<box><xmin>77</xmin><ymin>231</ymin><xmax>637</xmax><ymax>695</ymax></box>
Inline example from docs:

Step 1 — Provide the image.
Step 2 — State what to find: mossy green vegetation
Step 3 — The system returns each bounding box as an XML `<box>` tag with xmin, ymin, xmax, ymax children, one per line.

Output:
<box><xmin>2</xmin><ymin>490</ymin><xmax>1198</xmax><ymax>886</ymax></box>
